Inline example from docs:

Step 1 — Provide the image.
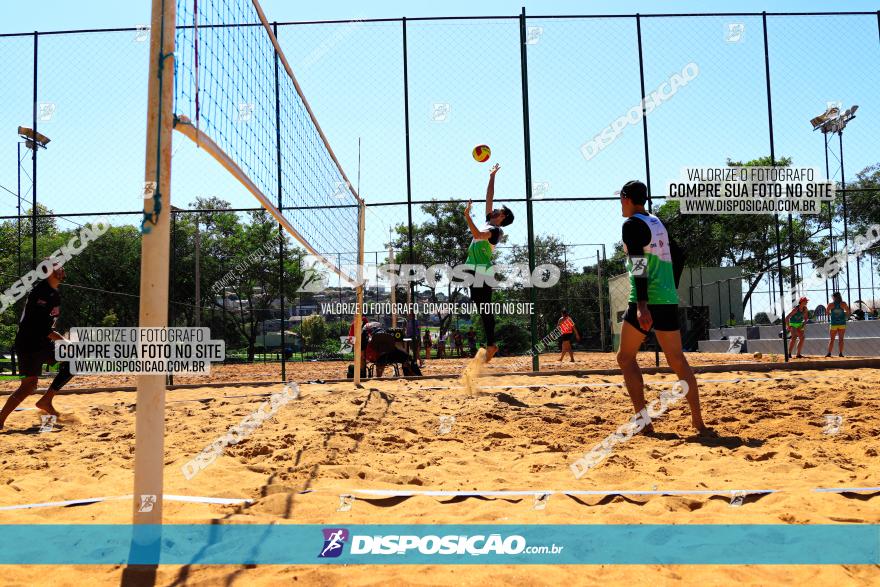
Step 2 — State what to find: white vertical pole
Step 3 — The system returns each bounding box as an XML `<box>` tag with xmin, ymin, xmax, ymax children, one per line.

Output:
<box><xmin>194</xmin><ymin>218</ymin><xmax>201</xmax><ymax>327</ymax></box>
<box><xmin>389</xmin><ymin>245</ymin><xmax>396</xmax><ymax>328</ymax></box>
<box><xmin>352</xmin><ymin>201</ymin><xmax>365</xmax><ymax>386</ymax></box>
<box><xmin>133</xmin><ymin>0</ymin><xmax>175</xmax><ymax>525</ymax></box>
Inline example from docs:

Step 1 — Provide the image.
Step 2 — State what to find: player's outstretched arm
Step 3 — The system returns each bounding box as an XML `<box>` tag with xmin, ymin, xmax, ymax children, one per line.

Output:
<box><xmin>485</xmin><ymin>163</ymin><xmax>500</xmax><ymax>217</ymax></box>
<box><xmin>464</xmin><ymin>200</ymin><xmax>491</xmax><ymax>240</ymax></box>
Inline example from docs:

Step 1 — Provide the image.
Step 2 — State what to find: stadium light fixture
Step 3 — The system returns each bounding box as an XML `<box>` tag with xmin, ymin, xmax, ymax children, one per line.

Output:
<box><xmin>17</xmin><ymin>126</ymin><xmax>50</xmax><ymax>150</ymax></box>
<box><xmin>810</xmin><ymin>104</ymin><xmax>858</xmax><ymax>135</ymax></box>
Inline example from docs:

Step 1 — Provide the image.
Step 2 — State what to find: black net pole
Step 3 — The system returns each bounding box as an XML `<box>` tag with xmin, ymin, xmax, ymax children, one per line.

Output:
<box><xmin>636</xmin><ymin>13</ymin><xmax>653</xmax><ymax>215</ymax></box>
<box><xmin>17</xmin><ymin>142</ymin><xmax>22</xmax><ymax>275</ymax></box>
<box><xmin>31</xmin><ymin>31</ymin><xmax>38</xmax><ymax>269</ymax></box>
<box><xmin>839</xmin><ymin>130</ymin><xmax>854</xmax><ymax>307</ymax></box>
<box><xmin>273</xmin><ymin>22</ymin><xmax>286</xmax><ymax>382</ymax></box>
<box><xmin>402</xmin><ymin>17</ymin><xmax>415</xmax><ymax>304</ymax></box>
<box><xmin>519</xmin><ymin>8</ymin><xmax>539</xmax><ymax>371</ymax></box>
<box><xmin>762</xmin><ymin>12</ymin><xmax>789</xmax><ymax>361</ymax></box>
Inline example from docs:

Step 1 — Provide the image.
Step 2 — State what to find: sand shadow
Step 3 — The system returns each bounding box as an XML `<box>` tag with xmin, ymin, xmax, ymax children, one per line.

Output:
<box><xmin>564</xmin><ymin>493</ymin><xmax>650</xmax><ymax>507</ymax></box>
<box><xmin>438</xmin><ymin>495</ymin><xmax>523</xmax><ymax>505</ymax></box>
<box><xmin>836</xmin><ymin>491</ymin><xmax>880</xmax><ymax>501</ymax></box>
<box><xmin>684</xmin><ymin>433</ymin><xmax>763</xmax><ymax>449</ymax></box>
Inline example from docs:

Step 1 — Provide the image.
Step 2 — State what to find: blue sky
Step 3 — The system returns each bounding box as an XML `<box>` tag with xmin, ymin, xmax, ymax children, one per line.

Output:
<box><xmin>1</xmin><ymin>1</ymin><xmax>879</xmax><ymax>307</ymax></box>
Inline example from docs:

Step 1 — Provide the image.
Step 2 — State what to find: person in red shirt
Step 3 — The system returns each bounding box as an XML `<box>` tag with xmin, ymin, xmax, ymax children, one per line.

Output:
<box><xmin>557</xmin><ymin>309</ymin><xmax>581</xmax><ymax>363</ymax></box>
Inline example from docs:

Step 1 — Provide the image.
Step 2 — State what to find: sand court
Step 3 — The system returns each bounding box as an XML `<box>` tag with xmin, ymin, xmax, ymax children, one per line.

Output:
<box><xmin>1</xmin><ymin>358</ymin><xmax>878</xmax><ymax>584</ymax></box>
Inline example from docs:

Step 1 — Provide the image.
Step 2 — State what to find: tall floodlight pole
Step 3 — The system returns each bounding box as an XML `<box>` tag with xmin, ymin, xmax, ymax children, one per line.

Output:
<box><xmin>811</xmin><ymin>104</ymin><xmax>858</xmax><ymax>307</ymax></box>
<box><xmin>17</xmin><ymin>143</ymin><xmax>22</xmax><ymax>275</ymax></box>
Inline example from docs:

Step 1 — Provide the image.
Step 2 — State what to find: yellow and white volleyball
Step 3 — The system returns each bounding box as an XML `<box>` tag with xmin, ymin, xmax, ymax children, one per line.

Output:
<box><xmin>472</xmin><ymin>144</ymin><xmax>491</xmax><ymax>163</ymax></box>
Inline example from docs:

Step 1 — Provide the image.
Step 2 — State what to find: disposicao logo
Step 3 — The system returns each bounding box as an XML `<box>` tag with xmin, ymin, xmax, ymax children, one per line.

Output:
<box><xmin>318</xmin><ymin>528</ymin><xmax>349</xmax><ymax>558</ymax></box>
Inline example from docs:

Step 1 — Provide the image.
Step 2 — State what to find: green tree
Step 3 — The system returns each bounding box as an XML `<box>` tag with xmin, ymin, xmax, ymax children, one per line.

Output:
<box><xmin>391</xmin><ymin>200</ymin><xmax>476</xmax><ymax>334</ymax></box>
<box><xmin>845</xmin><ymin>162</ymin><xmax>880</xmax><ymax>232</ymax></box>
<box><xmin>172</xmin><ymin>199</ymin><xmax>306</xmax><ymax>361</ymax></box>
<box><xmin>612</xmin><ymin>156</ymin><xmax>827</xmax><ymax>312</ymax></box>
<box><xmin>300</xmin><ymin>314</ymin><xmax>327</xmax><ymax>350</ymax></box>
<box><xmin>100</xmin><ymin>309</ymin><xmax>119</xmax><ymax>327</ymax></box>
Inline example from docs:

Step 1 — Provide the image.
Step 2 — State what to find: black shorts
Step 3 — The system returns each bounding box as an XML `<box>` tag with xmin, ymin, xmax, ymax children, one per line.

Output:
<box><xmin>16</xmin><ymin>347</ymin><xmax>56</xmax><ymax>377</ymax></box>
<box><xmin>560</xmin><ymin>333</ymin><xmax>574</xmax><ymax>343</ymax></box>
<box><xmin>623</xmin><ymin>302</ymin><xmax>680</xmax><ymax>334</ymax></box>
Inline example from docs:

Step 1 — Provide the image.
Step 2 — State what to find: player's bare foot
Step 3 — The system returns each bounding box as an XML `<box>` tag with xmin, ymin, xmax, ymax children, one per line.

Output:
<box><xmin>485</xmin><ymin>345</ymin><xmax>498</xmax><ymax>362</ymax></box>
<box><xmin>691</xmin><ymin>426</ymin><xmax>719</xmax><ymax>439</ymax></box>
<box><xmin>35</xmin><ymin>397</ymin><xmax>59</xmax><ymax>417</ymax></box>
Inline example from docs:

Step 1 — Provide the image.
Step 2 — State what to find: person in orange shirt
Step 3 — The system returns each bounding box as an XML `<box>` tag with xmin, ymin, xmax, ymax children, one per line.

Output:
<box><xmin>557</xmin><ymin>309</ymin><xmax>581</xmax><ymax>363</ymax></box>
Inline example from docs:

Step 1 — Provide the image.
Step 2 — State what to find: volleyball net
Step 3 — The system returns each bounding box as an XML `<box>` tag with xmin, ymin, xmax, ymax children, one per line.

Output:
<box><xmin>173</xmin><ymin>0</ymin><xmax>363</xmax><ymax>285</ymax></box>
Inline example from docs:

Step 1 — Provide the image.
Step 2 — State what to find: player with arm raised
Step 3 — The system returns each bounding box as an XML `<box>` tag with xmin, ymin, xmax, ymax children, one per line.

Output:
<box><xmin>463</xmin><ymin>163</ymin><xmax>514</xmax><ymax>362</ymax></box>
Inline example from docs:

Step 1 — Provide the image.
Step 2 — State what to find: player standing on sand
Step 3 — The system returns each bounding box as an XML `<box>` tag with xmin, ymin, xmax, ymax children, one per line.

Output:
<box><xmin>0</xmin><ymin>260</ymin><xmax>74</xmax><ymax>430</ymax></box>
<box><xmin>786</xmin><ymin>297</ymin><xmax>810</xmax><ymax>359</ymax></box>
<box><xmin>825</xmin><ymin>292</ymin><xmax>850</xmax><ymax>357</ymax></box>
<box><xmin>615</xmin><ymin>181</ymin><xmax>710</xmax><ymax>436</ymax></box>
<box><xmin>463</xmin><ymin>163</ymin><xmax>514</xmax><ymax>362</ymax></box>
<box><xmin>557</xmin><ymin>309</ymin><xmax>581</xmax><ymax>362</ymax></box>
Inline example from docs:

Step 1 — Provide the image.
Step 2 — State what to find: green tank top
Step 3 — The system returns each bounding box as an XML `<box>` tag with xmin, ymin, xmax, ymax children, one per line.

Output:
<box><xmin>789</xmin><ymin>307</ymin><xmax>807</xmax><ymax>328</ymax></box>
<box><xmin>829</xmin><ymin>302</ymin><xmax>847</xmax><ymax>325</ymax></box>
<box><xmin>626</xmin><ymin>213</ymin><xmax>679</xmax><ymax>305</ymax></box>
<box><xmin>465</xmin><ymin>223</ymin><xmax>500</xmax><ymax>276</ymax></box>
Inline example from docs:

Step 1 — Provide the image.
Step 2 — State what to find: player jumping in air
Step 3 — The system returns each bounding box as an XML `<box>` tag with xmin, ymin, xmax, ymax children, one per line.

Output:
<box><xmin>0</xmin><ymin>260</ymin><xmax>74</xmax><ymax>430</ymax></box>
<box><xmin>615</xmin><ymin>181</ymin><xmax>709</xmax><ymax>436</ymax></box>
<box><xmin>463</xmin><ymin>163</ymin><xmax>514</xmax><ymax>362</ymax></box>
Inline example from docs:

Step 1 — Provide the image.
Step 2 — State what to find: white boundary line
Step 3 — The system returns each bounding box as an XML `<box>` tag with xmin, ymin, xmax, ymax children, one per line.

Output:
<box><xmin>419</xmin><ymin>375</ymin><xmax>845</xmax><ymax>392</ymax></box>
<box><xmin>0</xmin><ymin>494</ymin><xmax>252</xmax><ymax>511</ymax></box>
<box><xmin>4</xmin><ymin>486</ymin><xmax>878</xmax><ymax>511</ymax></box>
<box><xmin>350</xmin><ymin>488</ymin><xmax>778</xmax><ymax>497</ymax></box>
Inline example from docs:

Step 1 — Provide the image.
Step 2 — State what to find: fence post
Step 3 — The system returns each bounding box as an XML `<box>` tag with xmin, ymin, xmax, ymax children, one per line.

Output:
<box><xmin>273</xmin><ymin>21</ymin><xmax>286</xmax><ymax>382</ymax></box>
<box><xmin>839</xmin><ymin>130</ymin><xmax>852</xmax><ymax>306</ymax></box>
<box><xmin>762</xmin><ymin>11</ymin><xmax>789</xmax><ymax>361</ymax></box>
<box><xmin>16</xmin><ymin>143</ymin><xmax>22</xmax><ymax>275</ymax></box>
<box><xmin>401</xmin><ymin>17</ymin><xmax>415</xmax><ymax>303</ymax></box>
<box><xmin>597</xmin><ymin>250</ymin><xmax>606</xmax><ymax>352</ymax></box>
<box><xmin>519</xmin><ymin>8</ymin><xmax>539</xmax><ymax>371</ymax></box>
<box><xmin>31</xmin><ymin>31</ymin><xmax>38</xmax><ymax>269</ymax></box>
<box><xmin>635</xmin><ymin>14</ymin><xmax>653</xmax><ymax>214</ymax></box>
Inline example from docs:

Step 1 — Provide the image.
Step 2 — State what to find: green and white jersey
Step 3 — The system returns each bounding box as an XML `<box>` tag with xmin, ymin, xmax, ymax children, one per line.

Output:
<box><xmin>465</xmin><ymin>222</ymin><xmax>502</xmax><ymax>276</ymax></box>
<box><xmin>625</xmin><ymin>213</ymin><xmax>678</xmax><ymax>304</ymax></box>
<box><xmin>829</xmin><ymin>302</ymin><xmax>847</xmax><ymax>325</ymax></box>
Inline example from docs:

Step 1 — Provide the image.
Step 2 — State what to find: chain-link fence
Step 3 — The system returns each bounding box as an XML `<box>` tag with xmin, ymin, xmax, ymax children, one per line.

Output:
<box><xmin>2</xmin><ymin>10</ymin><xmax>879</xmax><ymax>376</ymax></box>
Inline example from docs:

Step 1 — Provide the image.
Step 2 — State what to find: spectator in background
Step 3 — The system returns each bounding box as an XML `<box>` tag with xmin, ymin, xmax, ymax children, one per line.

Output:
<box><xmin>437</xmin><ymin>331</ymin><xmax>447</xmax><ymax>359</ymax></box>
<box><xmin>557</xmin><ymin>309</ymin><xmax>581</xmax><ymax>363</ymax></box>
<box><xmin>467</xmin><ymin>328</ymin><xmax>477</xmax><ymax>357</ymax></box>
<box><xmin>422</xmin><ymin>330</ymin><xmax>432</xmax><ymax>363</ymax></box>
<box><xmin>453</xmin><ymin>330</ymin><xmax>464</xmax><ymax>358</ymax></box>
<box><xmin>406</xmin><ymin>312</ymin><xmax>421</xmax><ymax>366</ymax></box>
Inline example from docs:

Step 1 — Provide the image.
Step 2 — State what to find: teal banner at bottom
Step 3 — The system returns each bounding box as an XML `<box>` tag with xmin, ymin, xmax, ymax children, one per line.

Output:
<box><xmin>0</xmin><ymin>524</ymin><xmax>877</xmax><ymax>565</ymax></box>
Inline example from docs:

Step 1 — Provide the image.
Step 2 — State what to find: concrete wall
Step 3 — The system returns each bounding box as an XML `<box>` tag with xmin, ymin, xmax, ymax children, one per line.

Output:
<box><xmin>609</xmin><ymin>266</ymin><xmax>744</xmax><ymax>349</ymax></box>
